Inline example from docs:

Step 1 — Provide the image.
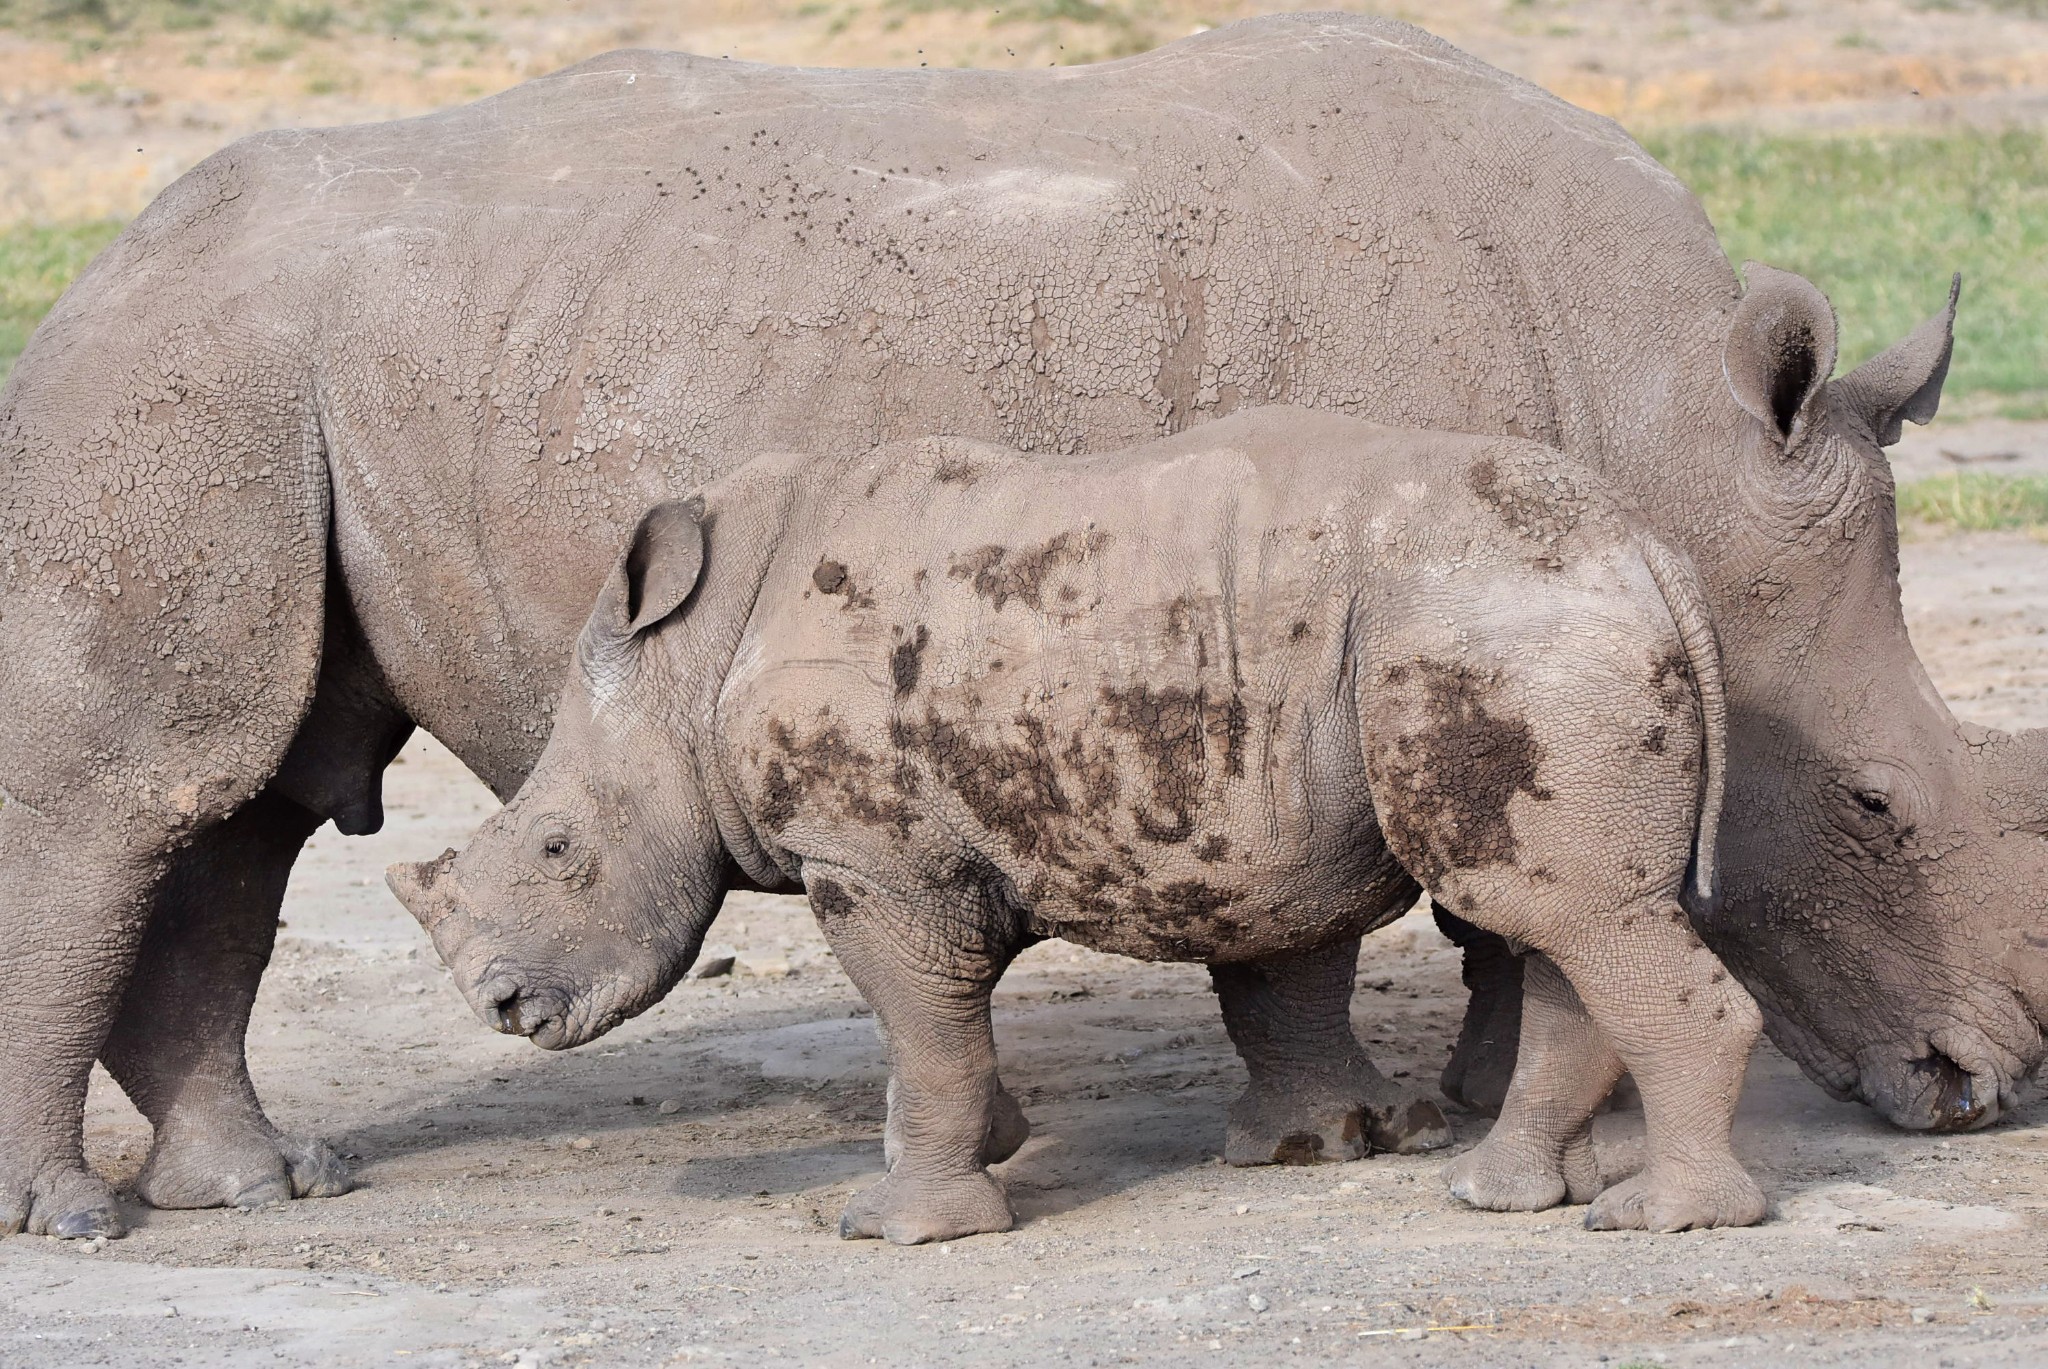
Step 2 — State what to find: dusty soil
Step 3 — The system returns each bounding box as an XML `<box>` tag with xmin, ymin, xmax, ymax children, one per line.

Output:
<box><xmin>0</xmin><ymin>496</ymin><xmax>2044</xmax><ymax>1367</ymax></box>
<box><xmin>2</xmin><ymin>0</ymin><xmax>2045</xmax><ymax>220</ymax></box>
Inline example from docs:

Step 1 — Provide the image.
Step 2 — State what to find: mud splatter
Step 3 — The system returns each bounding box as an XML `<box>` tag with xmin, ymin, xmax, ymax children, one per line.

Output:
<box><xmin>761</xmin><ymin>715</ymin><xmax>911</xmax><ymax>835</ymax></box>
<box><xmin>809</xmin><ymin>876</ymin><xmax>856</xmax><ymax>922</ymax></box>
<box><xmin>891</xmin><ymin>708</ymin><xmax>1073</xmax><ymax>858</ymax></box>
<box><xmin>947</xmin><ymin>529</ymin><xmax>1109</xmax><ymax>613</ymax></box>
<box><xmin>1371</xmin><ymin>660</ymin><xmax>1549</xmax><ymax>886</ymax></box>
<box><xmin>890</xmin><ymin>625</ymin><xmax>929</xmax><ymax>698</ymax></box>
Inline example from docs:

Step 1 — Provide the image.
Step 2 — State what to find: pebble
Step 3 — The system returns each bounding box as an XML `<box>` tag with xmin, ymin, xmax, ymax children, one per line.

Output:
<box><xmin>1247</xmin><ymin>1293</ymin><xmax>1269</xmax><ymax>1313</ymax></box>
<box><xmin>658</xmin><ymin>1099</ymin><xmax>682</xmax><ymax>1115</ymax></box>
<box><xmin>694</xmin><ymin>956</ymin><xmax>736</xmax><ymax>980</ymax></box>
<box><xmin>570</xmin><ymin>1136</ymin><xmax>595</xmax><ymax>1151</ymax></box>
<box><xmin>1912</xmin><ymin>1308</ymin><xmax>1935</xmax><ymax>1324</ymax></box>
<box><xmin>739</xmin><ymin>957</ymin><xmax>792</xmax><ymax>979</ymax></box>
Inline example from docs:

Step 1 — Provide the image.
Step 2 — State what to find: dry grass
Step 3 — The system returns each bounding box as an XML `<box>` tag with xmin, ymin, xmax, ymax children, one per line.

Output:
<box><xmin>1897</xmin><ymin>472</ymin><xmax>2048</xmax><ymax>532</ymax></box>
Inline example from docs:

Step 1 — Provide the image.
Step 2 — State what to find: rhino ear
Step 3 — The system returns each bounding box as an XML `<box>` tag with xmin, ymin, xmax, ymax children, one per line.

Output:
<box><xmin>1834</xmin><ymin>274</ymin><xmax>1960</xmax><ymax>448</ymax></box>
<box><xmin>596</xmin><ymin>496</ymin><xmax>707</xmax><ymax>642</ymax></box>
<box><xmin>1724</xmin><ymin>263</ymin><xmax>1838</xmax><ymax>453</ymax></box>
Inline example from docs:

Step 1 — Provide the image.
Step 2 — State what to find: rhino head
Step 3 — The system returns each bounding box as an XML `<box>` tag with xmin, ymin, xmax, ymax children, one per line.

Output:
<box><xmin>1703</xmin><ymin>265</ymin><xmax>2048</xmax><ymax>1130</ymax></box>
<box><xmin>387</xmin><ymin>499</ymin><xmax>731</xmax><ymax>1050</ymax></box>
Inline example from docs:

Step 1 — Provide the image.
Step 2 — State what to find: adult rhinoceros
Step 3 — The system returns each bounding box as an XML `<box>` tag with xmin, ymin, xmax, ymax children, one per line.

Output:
<box><xmin>2</xmin><ymin>13</ymin><xmax>2040</xmax><ymax>1239</ymax></box>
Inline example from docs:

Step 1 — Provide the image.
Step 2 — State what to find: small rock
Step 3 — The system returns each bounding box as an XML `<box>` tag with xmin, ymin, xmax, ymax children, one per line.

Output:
<box><xmin>570</xmin><ymin>1136</ymin><xmax>595</xmax><ymax>1151</ymax></box>
<box><xmin>1912</xmin><ymin>1307</ymin><xmax>1935</xmax><ymax>1324</ymax></box>
<box><xmin>657</xmin><ymin>1099</ymin><xmax>682</xmax><ymax>1115</ymax></box>
<box><xmin>596</xmin><ymin>1205</ymin><xmax>614</xmax><ymax>1217</ymax></box>
<box><xmin>739</xmin><ymin>957</ymin><xmax>791</xmax><ymax>979</ymax></box>
<box><xmin>1247</xmin><ymin>1293</ymin><xmax>1269</xmax><ymax>1313</ymax></box>
<box><xmin>694</xmin><ymin>956</ymin><xmax>736</xmax><ymax>980</ymax></box>
<box><xmin>1234</xmin><ymin>1204</ymin><xmax>1250</xmax><ymax>1216</ymax></box>
<box><xmin>163</xmin><ymin>1305</ymin><xmax>178</xmax><ymax>1318</ymax></box>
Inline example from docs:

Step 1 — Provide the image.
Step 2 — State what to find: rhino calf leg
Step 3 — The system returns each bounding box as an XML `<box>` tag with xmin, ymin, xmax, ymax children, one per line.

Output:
<box><xmin>814</xmin><ymin>866</ymin><xmax>1019</xmax><ymax>1245</ymax></box>
<box><xmin>1212</xmin><ymin>936</ymin><xmax>1451</xmax><ymax>1165</ymax></box>
<box><xmin>1434</xmin><ymin>908</ymin><xmax>1524</xmax><ymax>1117</ymax></box>
<box><xmin>1444</xmin><ymin>953</ymin><xmax>1620</xmax><ymax>1211</ymax></box>
<box><xmin>99</xmin><ymin>792</ymin><xmax>351</xmax><ymax>1211</ymax></box>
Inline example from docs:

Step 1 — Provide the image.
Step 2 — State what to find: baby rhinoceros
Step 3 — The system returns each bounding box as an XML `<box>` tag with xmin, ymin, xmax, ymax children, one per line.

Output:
<box><xmin>389</xmin><ymin>408</ymin><xmax>1765</xmax><ymax>1242</ymax></box>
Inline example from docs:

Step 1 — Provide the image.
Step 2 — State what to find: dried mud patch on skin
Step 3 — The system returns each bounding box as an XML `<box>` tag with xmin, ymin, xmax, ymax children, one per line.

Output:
<box><xmin>891</xmin><ymin>708</ymin><xmax>1074</xmax><ymax>858</ymax></box>
<box><xmin>889</xmin><ymin>625</ymin><xmax>929</xmax><ymax>698</ymax></box>
<box><xmin>1468</xmin><ymin>455</ymin><xmax>1593</xmax><ymax>572</ymax></box>
<box><xmin>947</xmin><ymin>529</ymin><xmax>1109</xmax><ymax>614</ymax></box>
<box><xmin>1098</xmin><ymin>683</ymin><xmax>1246</xmax><ymax>845</ymax></box>
<box><xmin>760</xmin><ymin>714</ymin><xmax>912</xmax><ymax>835</ymax></box>
<box><xmin>1371</xmin><ymin>660</ymin><xmax>1549</xmax><ymax>887</ymax></box>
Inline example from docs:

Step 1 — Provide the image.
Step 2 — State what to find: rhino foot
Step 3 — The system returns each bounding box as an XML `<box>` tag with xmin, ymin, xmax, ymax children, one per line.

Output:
<box><xmin>837</xmin><ymin>1171</ymin><xmax>1014</xmax><ymax>1245</ymax></box>
<box><xmin>136</xmin><ymin>1124</ymin><xmax>351</xmax><ymax>1211</ymax></box>
<box><xmin>1443</xmin><ymin>1125</ymin><xmax>1601</xmax><ymax>1212</ymax></box>
<box><xmin>0</xmin><ymin>1161</ymin><xmax>125</xmax><ymax>1240</ymax></box>
<box><xmin>1584</xmin><ymin>1160</ymin><xmax>1766</xmax><ymax>1233</ymax></box>
<box><xmin>1225</xmin><ymin>1081</ymin><xmax>1450</xmax><ymax>1165</ymax></box>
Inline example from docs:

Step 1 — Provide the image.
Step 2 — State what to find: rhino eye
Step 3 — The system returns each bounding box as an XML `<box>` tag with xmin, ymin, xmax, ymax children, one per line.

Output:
<box><xmin>1854</xmin><ymin>791</ymin><xmax>1890</xmax><ymax>816</ymax></box>
<box><xmin>543</xmin><ymin>835</ymin><xmax>570</xmax><ymax>858</ymax></box>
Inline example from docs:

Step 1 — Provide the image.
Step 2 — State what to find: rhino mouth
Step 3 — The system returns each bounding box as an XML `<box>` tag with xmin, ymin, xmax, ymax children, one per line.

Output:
<box><xmin>1853</xmin><ymin>1027</ymin><xmax>2025</xmax><ymax>1133</ymax></box>
<box><xmin>472</xmin><ymin>975</ymin><xmax>577</xmax><ymax>1049</ymax></box>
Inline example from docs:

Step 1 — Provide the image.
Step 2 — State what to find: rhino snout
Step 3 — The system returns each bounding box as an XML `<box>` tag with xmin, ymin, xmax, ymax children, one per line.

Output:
<box><xmin>473</xmin><ymin>975</ymin><xmax>572</xmax><ymax>1049</ymax></box>
<box><xmin>1855</xmin><ymin>1030</ymin><xmax>2015</xmax><ymax>1133</ymax></box>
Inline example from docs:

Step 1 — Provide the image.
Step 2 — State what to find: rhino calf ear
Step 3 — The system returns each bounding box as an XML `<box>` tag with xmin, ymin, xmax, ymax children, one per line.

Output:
<box><xmin>1834</xmin><ymin>274</ymin><xmax>1961</xmax><ymax>447</ymax></box>
<box><xmin>603</xmin><ymin>496</ymin><xmax>708</xmax><ymax>639</ymax></box>
<box><xmin>1723</xmin><ymin>263</ymin><xmax>1839</xmax><ymax>452</ymax></box>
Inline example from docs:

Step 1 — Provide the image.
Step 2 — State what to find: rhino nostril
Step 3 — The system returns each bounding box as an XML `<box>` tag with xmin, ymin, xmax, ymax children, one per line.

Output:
<box><xmin>1909</xmin><ymin>1050</ymin><xmax>1987</xmax><ymax>1132</ymax></box>
<box><xmin>475</xmin><ymin>978</ymin><xmax>535</xmax><ymax>1037</ymax></box>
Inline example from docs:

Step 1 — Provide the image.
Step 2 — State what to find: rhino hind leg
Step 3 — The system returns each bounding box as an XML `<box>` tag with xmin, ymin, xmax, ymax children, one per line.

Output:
<box><xmin>99</xmin><ymin>791</ymin><xmax>348</xmax><ymax>1211</ymax></box>
<box><xmin>94</xmin><ymin>584</ymin><xmax>410</xmax><ymax>1214</ymax></box>
<box><xmin>0</xmin><ymin>833</ymin><xmax>150</xmax><ymax>1238</ymax></box>
<box><xmin>1444</xmin><ymin>953</ymin><xmax>1618</xmax><ymax>1212</ymax></box>
<box><xmin>1434</xmin><ymin>909</ymin><xmax>1524</xmax><ymax>1117</ymax></box>
<box><xmin>1211</xmin><ymin>936</ymin><xmax>1452</xmax><ymax>1165</ymax></box>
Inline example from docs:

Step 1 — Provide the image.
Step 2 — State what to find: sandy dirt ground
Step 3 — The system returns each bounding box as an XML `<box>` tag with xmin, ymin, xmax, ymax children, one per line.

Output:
<box><xmin>0</xmin><ymin>478</ymin><xmax>2042</xmax><ymax>1367</ymax></box>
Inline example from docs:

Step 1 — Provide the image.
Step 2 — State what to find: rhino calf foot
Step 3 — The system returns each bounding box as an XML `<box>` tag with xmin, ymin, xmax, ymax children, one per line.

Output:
<box><xmin>0</xmin><ymin>1162</ymin><xmax>125</xmax><ymax>1240</ymax></box>
<box><xmin>1443</xmin><ymin>1124</ymin><xmax>1601</xmax><ymax>1212</ymax></box>
<box><xmin>136</xmin><ymin>1123</ymin><xmax>351</xmax><ymax>1211</ymax></box>
<box><xmin>837</xmin><ymin>1171</ymin><xmax>1014</xmax><ymax>1245</ymax></box>
<box><xmin>1583</xmin><ymin>1160</ymin><xmax>1766</xmax><ymax>1233</ymax></box>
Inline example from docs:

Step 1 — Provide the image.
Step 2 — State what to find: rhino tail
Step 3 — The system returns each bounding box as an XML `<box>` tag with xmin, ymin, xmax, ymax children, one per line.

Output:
<box><xmin>1638</xmin><ymin>534</ymin><xmax>1726</xmax><ymax>904</ymax></box>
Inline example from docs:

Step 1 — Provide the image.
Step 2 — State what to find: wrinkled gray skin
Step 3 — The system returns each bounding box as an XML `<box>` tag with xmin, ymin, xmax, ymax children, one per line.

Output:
<box><xmin>1</xmin><ymin>13</ymin><xmax>2040</xmax><ymax>1240</ymax></box>
<box><xmin>393</xmin><ymin>414</ymin><xmax>1765</xmax><ymax>1241</ymax></box>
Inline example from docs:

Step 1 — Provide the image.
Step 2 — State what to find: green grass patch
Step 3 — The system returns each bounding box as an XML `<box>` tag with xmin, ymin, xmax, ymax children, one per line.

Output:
<box><xmin>0</xmin><ymin>0</ymin><xmax>469</xmax><ymax>44</ymax></box>
<box><xmin>0</xmin><ymin>219</ymin><xmax>125</xmax><ymax>389</ymax></box>
<box><xmin>1897</xmin><ymin>472</ymin><xmax>2048</xmax><ymax>531</ymax></box>
<box><xmin>1642</xmin><ymin>127</ymin><xmax>2048</xmax><ymax>403</ymax></box>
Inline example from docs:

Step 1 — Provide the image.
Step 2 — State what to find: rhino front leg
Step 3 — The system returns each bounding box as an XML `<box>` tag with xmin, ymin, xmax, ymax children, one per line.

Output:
<box><xmin>810</xmin><ymin>865</ymin><xmax>1020</xmax><ymax>1245</ymax></box>
<box><xmin>1211</xmin><ymin>937</ymin><xmax>1451</xmax><ymax>1165</ymax></box>
<box><xmin>99</xmin><ymin>791</ymin><xmax>351</xmax><ymax>1211</ymax></box>
<box><xmin>879</xmin><ymin>1034</ymin><xmax>1030</xmax><ymax>1168</ymax></box>
<box><xmin>1444</xmin><ymin>952</ymin><xmax>1619</xmax><ymax>1211</ymax></box>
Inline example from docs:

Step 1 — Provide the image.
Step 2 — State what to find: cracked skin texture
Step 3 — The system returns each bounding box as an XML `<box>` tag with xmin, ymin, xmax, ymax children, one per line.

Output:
<box><xmin>403</xmin><ymin>412</ymin><xmax>1766</xmax><ymax>1237</ymax></box>
<box><xmin>5</xmin><ymin>11</ymin><xmax>2047</xmax><ymax>1236</ymax></box>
